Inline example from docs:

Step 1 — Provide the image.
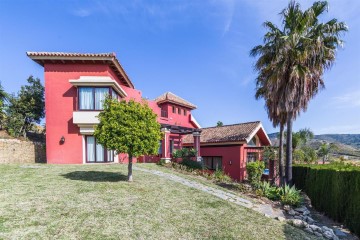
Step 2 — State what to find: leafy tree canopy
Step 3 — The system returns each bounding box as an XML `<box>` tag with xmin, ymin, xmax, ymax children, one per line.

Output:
<box><xmin>94</xmin><ymin>98</ymin><xmax>162</xmax><ymax>181</ymax></box>
<box><xmin>216</xmin><ymin>121</ymin><xmax>223</xmax><ymax>127</ymax></box>
<box><xmin>5</xmin><ymin>76</ymin><xmax>44</xmax><ymax>137</ymax></box>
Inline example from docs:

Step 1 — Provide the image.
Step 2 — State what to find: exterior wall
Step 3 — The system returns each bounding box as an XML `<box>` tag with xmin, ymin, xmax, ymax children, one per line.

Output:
<box><xmin>200</xmin><ymin>145</ymin><xmax>244</xmax><ymax>181</ymax></box>
<box><xmin>43</xmin><ymin>63</ymin><xmax>196</xmax><ymax>164</ymax></box>
<box><xmin>44</xmin><ymin>63</ymin><xmax>141</xmax><ymax>164</ymax></box>
<box><xmin>0</xmin><ymin>139</ymin><xmax>46</xmax><ymax>163</ymax></box>
<box><xmin>152</xmin><ymin>102</ymin><xmax>196</xmax><ymax>128</ymax></box>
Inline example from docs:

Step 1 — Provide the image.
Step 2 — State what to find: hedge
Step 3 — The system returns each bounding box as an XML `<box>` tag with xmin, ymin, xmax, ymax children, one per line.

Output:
<box><xmin>293</xmin><ymin>163</ymin><xmax>360</xmax><ymax>236</ymax></box>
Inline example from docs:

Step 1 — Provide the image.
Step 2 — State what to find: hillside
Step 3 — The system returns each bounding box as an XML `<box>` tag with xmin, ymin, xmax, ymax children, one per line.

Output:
<box><xmin>314</xmin><ymin>134</ymin><xmax>360</xmax><ymax>149</ymax></box>
<box><xmin>268</xmin><ymin>133</ymin><xmax>360</xmax><ymax>159</ymax></box>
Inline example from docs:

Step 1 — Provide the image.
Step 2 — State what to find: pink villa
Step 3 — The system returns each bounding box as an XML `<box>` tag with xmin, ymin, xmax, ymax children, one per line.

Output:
<box><xmin>27</xmin><ymin>51</ymin><xmax>272</xmax><ymax>181</ymax></box>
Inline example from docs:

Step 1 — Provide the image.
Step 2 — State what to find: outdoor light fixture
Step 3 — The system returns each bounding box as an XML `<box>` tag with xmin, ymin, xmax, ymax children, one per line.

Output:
<box><xmin>229</xmin><ymin>160</ymin><xmax>232</xmax><ymax>165</ymax></box>
<box><xmin>60</xmin><ymin>136</ymin><xmax>65</xmax><ymax>144</ymax></box>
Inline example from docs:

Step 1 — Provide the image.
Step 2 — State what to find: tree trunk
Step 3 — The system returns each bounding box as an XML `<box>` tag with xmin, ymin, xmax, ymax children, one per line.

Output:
<box><xmin>278</xmin><ymin>123</ymin><xmax>285</xmax><ymax>186</ymax></box>
<box><xmin>128</xmin><ymin>153</ymin><xmax>133</xmax><ymax>182</ymax></box>
<box><xmin>285</xmin><ymin>112</ymin><xmax>293</xmax><ymax>185</ymax></box>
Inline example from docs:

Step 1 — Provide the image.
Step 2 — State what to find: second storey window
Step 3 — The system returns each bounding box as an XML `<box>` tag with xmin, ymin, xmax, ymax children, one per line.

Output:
<box><xmin>79</xmin><ymin>87</ymin><xmax>110</xmax><ymax>110</ymax></box>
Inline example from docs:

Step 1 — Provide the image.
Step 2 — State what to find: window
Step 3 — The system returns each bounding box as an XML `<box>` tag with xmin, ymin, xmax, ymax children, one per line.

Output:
<box><xmin>78</xmin><ymin>87</ymin><xmax>108</xmax><ymax>110</ymax></box>
<box><xmin>203</xmin><ymin>156</ymin><xmax>222</xmax><ymax>170</ymax></box>
<box><xmin>172</xmin><ymin>106</ymin><xmax>176</xmax><ymax>113</ymax></box>
<box><xmin>178</xmin><ymin>108</ymin><xmax>181</xmax><ymax>114</ymax></box>
<box><xmin>112</xmin><ymin>91</ymin><xmax>120</xmax><ymax>102</ymax></box>
<box><xmin>183</xmin><ymin>109</ymin><xmax>187</xmax><ymax>116</ymax></box>
<box><xmin>248</xmin><ymin>137</ymin><xmax>257</xmax><ymax>146</ymax></box>
<box><xmin>86</xmin><ymin>136</ymin><xmax>114</xmax><ymax>163</ymax></box>
<box><xmin>169</xmin><ymin>140</ymin><xmax>174</xmax><ymax>154</ymax></box>
<box><xmin>247</xmin><ymin>152</ymin><xmax>257</xmax><ymax>163</ymax></box>
<box><xmin>158</xmin><ymin>140</ymin><xmax>162</xmax><ymax>155</ymax></box>
<box><xmin>78</xmin><ymin>87</ymin><xmax>111</xmax><ymax>110</ymax></box>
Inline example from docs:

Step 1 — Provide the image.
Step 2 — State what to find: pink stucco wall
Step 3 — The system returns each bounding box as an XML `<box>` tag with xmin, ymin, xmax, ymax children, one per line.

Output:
<box><xmin>44</xmin><ymin>63</ymin><xmax>142</xmax><ymax>164</ymax></box>
<box><xmin>43</xmin><ymin>62</ymin><xmax>197</xmax><ymax>164</ymax></box>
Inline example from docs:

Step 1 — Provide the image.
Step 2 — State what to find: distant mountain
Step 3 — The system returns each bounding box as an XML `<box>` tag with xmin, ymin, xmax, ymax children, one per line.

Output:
<box><xmin>314</xmin><ymin>134</ymin><xmax>360</xmax><ymax>149</ymax></box>
<box><xmin>268</xmin><ymin>133</ymin><xmax>360</xmax><ymax>159</ymax></box>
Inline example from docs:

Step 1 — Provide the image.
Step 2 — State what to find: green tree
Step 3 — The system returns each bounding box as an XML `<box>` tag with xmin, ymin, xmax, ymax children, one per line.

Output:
<box><xmin>94</xmin><ymin>98</ymin><xmax>162</xmax><ymax>181</ymax></box>
<box><xmin>5</xmin><ymin>76</ymin><xmax>44</xmax><ymax>137</ymax></box>
<box><xmin>0</xmin><ymin>82</ymin><xmax>8</xmax><ymax>129</ymax></box>
<box><xmin>292</xmin><ymin>128</ymin><xmax>314</xmax><ymax>150</ymax></box>
<box><xmin>216</xmin><ymin>121</ymin><xmax>223</xmax><ymax>127</ymax></box>
<box><xmin>318</xmin><ymin>142</ymin><xmax>338</xmax><ymax>164</ymax></box>
<box><xmin>251</xmin><ymin>1</ymin><xmax>347</xmax><ymax>184</ymax></box>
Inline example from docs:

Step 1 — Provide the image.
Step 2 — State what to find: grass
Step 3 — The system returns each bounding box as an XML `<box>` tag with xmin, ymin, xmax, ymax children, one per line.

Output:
<box><xmin>0</xmin><ymin>164</ymin><xmax>316</xmax><ymax>239</ymax></box>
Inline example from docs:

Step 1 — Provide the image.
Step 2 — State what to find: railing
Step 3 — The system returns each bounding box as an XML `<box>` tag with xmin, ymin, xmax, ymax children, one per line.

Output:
<box><xmin>161</xmin><ymin>110</ymin><xmax>168</xmax><ymax>118</ymax></box>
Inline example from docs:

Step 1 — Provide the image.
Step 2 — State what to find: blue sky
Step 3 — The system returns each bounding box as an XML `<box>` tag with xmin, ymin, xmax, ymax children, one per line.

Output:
<box><xmin>0</xmin><ymin>0</ymin><xmax>359</xmax><ymax>134</ymax></box>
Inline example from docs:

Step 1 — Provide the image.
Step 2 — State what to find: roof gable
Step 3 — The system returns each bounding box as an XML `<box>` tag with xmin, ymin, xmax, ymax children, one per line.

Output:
<box><xmin>154</xmin><ymin>92</ymin><xmax>197</xmax><ymax>109</ymax></box>
<box><xmin>182</xmin><ymin>121</ymin><xmax>271</xmax><ymax>145</ymax></box>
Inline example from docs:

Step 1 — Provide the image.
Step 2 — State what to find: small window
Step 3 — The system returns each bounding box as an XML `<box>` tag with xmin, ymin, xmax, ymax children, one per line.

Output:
<box><xmin>178</xmin><ymin>108</ymin><xmax>181</xmax><ymax>114</ymax></box>
<box><xmin>78</xmin><ymin>87</ymin><xmax>110</xmax><ymax>110</ymax></box>
<box><xmin>248</xmin><ymin>137</ymin><xmax>257</xmax><ymax>146</ymax></box>
<box><xmin>183</xmin><ymin>109</ymin><xmax>187</xmax><ymax>116</ymax></box>
<box><xmin>172</xmin><ymin>106</ymin><xmax>176</xmax><ymax>113</ymax></box>
<box><xmin>247</xmin><ymin>152</ymin><xmax>257</xmax><ymax>163</ymax></box>
<box><xmin>203</xmin><ymin>156</ymin><xmax>222</xmax><ymax>170</ymax></box>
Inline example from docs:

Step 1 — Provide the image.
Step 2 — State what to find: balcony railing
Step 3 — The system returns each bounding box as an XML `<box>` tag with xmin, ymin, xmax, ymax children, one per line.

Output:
<box><xmin>161</xmin><ymin>110</ymin><xmax>168</xmax><ymax>118</ymax></box>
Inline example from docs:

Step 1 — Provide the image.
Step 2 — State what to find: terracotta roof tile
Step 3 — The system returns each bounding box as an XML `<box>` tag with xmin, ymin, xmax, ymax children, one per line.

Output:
<box><xmin>182</xmin><ymin>121</ymin><xmax>261</xmax><ymax>144</ymax></box>
<box><xmin>26</xmin><ymin>52</ymin><xmax>116</xmax><ymax>58</ymax></box>
<box><xmin>26</xmin><ymin>51</ymin><xmax>134</xmax><ymax>88</ymax></box>
<box><xmin>154</xmin><ymin>92</ymin><xmax>197</xmax><ymax>109</ymax></box>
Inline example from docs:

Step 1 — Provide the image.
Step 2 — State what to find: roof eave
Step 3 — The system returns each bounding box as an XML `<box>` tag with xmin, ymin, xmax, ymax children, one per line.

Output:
<box><xmin>26</xmin><ymin>52</ymin><xmax>135</xmax><ymax>89</ymax></box>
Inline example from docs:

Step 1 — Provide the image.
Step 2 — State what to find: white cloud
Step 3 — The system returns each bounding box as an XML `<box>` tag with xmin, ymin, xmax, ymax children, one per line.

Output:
<box><xmin>333</xmin><ymin>90</ymin><xmax>360</xmax><ymax>108</ymax></box>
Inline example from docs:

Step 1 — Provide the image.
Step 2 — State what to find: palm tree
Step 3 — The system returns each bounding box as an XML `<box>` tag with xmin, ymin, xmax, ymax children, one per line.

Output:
<box><xmin>251</xmin><ymin>1</ymin><xmax>347</xmax><ymax>184</ymax></box>
<box><xmin>255</xmin><ymin>85</ymin><xmax>287</xmax><ymax>186</ymax></box>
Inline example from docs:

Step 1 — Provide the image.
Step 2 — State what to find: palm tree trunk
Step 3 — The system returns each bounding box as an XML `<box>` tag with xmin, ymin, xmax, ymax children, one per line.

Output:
<box><xmin>286</xmin><ymin>112</ymin><xmax>293</xmax><ymax>185</ymax></box>
<box><xmin>278</xmin><ymin>123</ymin><xmax>285</xmax><ymax>186</ymax></box>
<box><xmin>128</xmin><ymin>153</ymin><xmax>133</xmax><ymax>182</ymax></box>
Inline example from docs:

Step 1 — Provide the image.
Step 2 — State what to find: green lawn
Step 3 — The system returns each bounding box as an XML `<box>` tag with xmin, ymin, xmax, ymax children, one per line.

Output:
<box><xmin>0</xmin><ymin>164</ymin><xmax>315</xmax><ymax>239</ymax></box>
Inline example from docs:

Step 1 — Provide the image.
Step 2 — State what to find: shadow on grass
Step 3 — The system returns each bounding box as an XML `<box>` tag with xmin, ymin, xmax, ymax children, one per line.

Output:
<box><xmin>62</xmin><ymin>171</ymin><xmax>128</xmax><ymax>182</ymax></box>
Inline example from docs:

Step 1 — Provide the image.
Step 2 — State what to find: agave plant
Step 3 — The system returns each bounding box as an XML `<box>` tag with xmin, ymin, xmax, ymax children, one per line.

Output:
<box><xmin>279</xmin><ymin>184</ymin><xmax>302</xmax><ymax>206</ymax></box>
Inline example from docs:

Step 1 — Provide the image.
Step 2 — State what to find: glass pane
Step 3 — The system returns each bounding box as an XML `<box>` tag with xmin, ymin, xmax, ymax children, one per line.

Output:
<box><xmin>79</xmin><ymin>87</ymin><xmax>94</xmax><ymax>110</ymax></box>
<box><xmin>95</xmin><ymin>88</ymin><xmax>109</xmax><ymax>110</ymax></box>
<box><xmin>158</xmin><ymin>140</ymin><xmax>162</xmax><ymax>154</ymax></box>
<box><xmin>96</xmin><ymin>142</ymin><xmax>105</xmax><ymax>162</ymax></box>
<box><xmin>86</xmin><ymin>136</ymin><xmax>95</xmax><ymax>162</ymax></box>
<box><xmin>107</xmin><ymin>150</ymin><xmax>114</xmax><ymax>162</ymax></box>
<box><xmin>214</xmin><ymin>157</ymin><xmax>222</xmax><ymax>170</ymax></box>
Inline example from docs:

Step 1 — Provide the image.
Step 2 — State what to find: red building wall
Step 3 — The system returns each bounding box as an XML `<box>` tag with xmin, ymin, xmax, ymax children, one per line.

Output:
<box><xmin>200</xmin><ymin>145</ymin><xmax>244</xmax><ymax>181</ymax></box>
<box><xmin>44</xmin><ymin>63</ymin><xmax>141</xmax><ymax>164</ymax></box>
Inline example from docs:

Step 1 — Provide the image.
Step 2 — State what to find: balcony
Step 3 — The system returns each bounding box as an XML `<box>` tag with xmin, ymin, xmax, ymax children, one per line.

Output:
<box><xmin>73</xmin><ymin>111</ymin><xmax>100</xmax><ymax>134</ymax></box>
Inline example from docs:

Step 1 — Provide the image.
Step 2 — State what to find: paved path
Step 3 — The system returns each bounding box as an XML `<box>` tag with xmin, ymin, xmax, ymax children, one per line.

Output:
<box><xmin>134</xmin><ymin>166</ymin><xmax>284</xmax><ymax>218</ymax></box>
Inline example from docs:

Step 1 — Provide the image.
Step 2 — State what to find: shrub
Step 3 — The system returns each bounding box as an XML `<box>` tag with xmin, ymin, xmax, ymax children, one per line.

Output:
<box><xmin>180</xmin><ymin>159</ymin><xmax>203</xmax><ymax>170</ymax></box>
<box><xmin>278</xmin><ymin>184</ymin><xmax>302</xmax><ymax>206</ymax></box>
<box><xmin>213</xmin><ymin>170</ymin><xmax>232</xmax><ymax>183</ymax></box>
<box><xmin>172</xmin><ymin>148</ymin><xmax>197</xmax><ymax>160</ymax></box>
<box><xmin>293</xmin><ymin>163</ymin><xmax>360</xmax><ymax>235</ymax></box>
<box><xmin>246</xmin><ymin>161</ymin><xmax>265</xmax><ymax>186</ymax></box>
<box><xmin>257</xmin><ymin>181</ymin><xmax>280</xmax><ymax>201</ymax></box>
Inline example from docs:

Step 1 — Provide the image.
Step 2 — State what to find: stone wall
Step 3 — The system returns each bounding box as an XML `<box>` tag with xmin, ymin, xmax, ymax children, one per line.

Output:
<box><xmin>0</xmin><ymin>139</ymin><xmax>46</xmax><ymax>163</ymax></box>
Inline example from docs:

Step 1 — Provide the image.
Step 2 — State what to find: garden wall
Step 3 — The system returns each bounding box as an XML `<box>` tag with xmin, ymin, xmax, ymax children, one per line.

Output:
<box><xmin>0</xmin><ymin>139</ymin><xmax>46</xmax><ymax>163</ymax></box>
<box><xmin>293</xmin><ymin>164</ymin><xmax>360</xmax><ymax>236</ymax></box>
